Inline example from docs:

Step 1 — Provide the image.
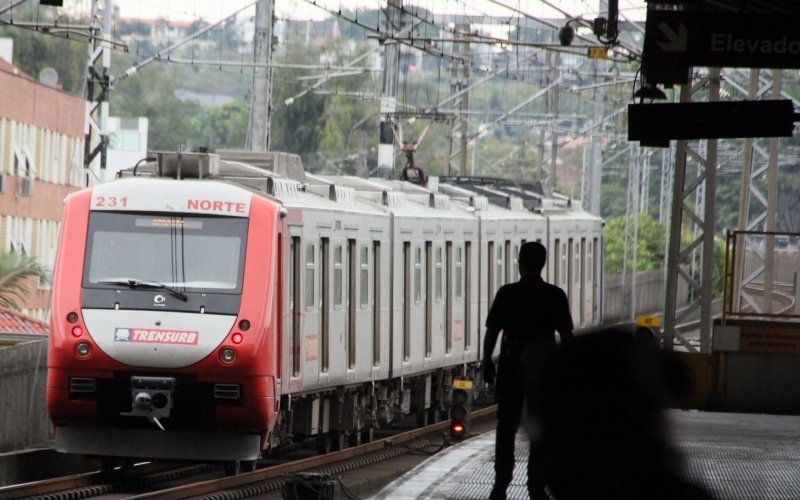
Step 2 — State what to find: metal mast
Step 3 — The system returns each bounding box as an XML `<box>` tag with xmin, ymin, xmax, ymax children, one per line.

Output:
<box><xmin>83</xmin><ymin>0</ymin><xmax>112</xmax><ymax>185</ymax></box>
<box><xmin>377</xmin><ymin>0</ymin><xmax>403</xmax><ymax>178</ymax></box>
<box><xmin>248</xmin><ymin>0</ymin><xmax>275</xmax><ymax>152</ymax></box>
<box><xmin>663</xmin><ymin>68</ymin><xmax>721</xmax><ymax>353</ymax></box>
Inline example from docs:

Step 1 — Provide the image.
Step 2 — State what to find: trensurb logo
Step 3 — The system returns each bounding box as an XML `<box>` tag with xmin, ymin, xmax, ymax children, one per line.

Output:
<box><xmin>114</xmin><ymin>328</ymin><xmax>199</xmax><ymax>345</ymax></box>
<box><xmin>114</xmin><ymin>328</ymin><xmax>132</xmax><ymax>342</ymax></box>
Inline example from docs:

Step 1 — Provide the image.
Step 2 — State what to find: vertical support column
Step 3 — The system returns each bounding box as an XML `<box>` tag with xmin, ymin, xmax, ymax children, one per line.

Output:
<box><xmin>584</xmin><ymin>59</ymin><xmax>605</xmax><ymax>215</ymax></box>
<box><xmin>83</xmin><ymin>0</ymin><xmax>112</xmax><ymax>185</ymax></box>
<box><xmin>248</xmin><ymin>0</ymin><xmax>275</xmax><ymax>152</ymax></box>
<box><xmin>377</xmin><ymin>0</ymin><xmax>402</xmax><ymax>179</ymax></box>
<box><xmin>763</xmin><ymin>70</ymin><xmax>782</xmax><ymax>313</ymax></box>
<box><xmin>663</xmin><ymin>68</ymin><xmax>720</xmax><ymax>353</ymax></box>
<box><xmin>622</xmin><ymin>144</ymin><xmax>640</xmax><ymax>319</ymax></box>
<box><xmin>456</xmin><ymin>24</ymin><xmax>470</xmax><ymax>176</ymax></box>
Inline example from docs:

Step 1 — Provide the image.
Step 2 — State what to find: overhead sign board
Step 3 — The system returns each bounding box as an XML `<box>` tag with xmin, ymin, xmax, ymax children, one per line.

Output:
<box><xmin>628</xmin><ymin>100</ymin><xmax>796</xmax><ymax>143</ymax></box>
<box><xmin>644</xmin><ymin>11</ymin><xmax>800</xmax><ymax>83</ymax></box>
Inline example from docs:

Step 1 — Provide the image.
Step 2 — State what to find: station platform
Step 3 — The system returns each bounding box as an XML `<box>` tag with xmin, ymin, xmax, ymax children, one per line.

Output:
<box><xmin>368</xmin><ymin>410</ymin><xmax>800</xmax><ymax>499</ymax></box>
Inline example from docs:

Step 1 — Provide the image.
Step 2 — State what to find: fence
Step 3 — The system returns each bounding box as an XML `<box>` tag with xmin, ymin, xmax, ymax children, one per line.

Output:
<box><xmin>0</xmin><ymin>339</ymin><xmax>52</xmax><ymax>452</ymax></box>
<box><xmin>604</xmin><ymin>268</ymin><xmax>689</xmax><ymax>323</ymax></box>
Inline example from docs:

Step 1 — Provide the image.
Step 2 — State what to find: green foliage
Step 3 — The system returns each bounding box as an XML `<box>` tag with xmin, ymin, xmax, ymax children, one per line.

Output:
<box><xmin>603</xmin><ymin>214</ymin><xmax>666</xmax><ymax>275</ymax></box>
<box><xmin>194</xmin><ymin>101</ymin><xmax>249</xmax><ymax>149</ymax></box>
<box><xmin>0</xmin><ymin>26</ymin><xmax>86</xmax><ymax>94</ymax></box>
<box><xmin>0</xmin><ymin>252</ymin><xmax>47</xmax><ymax>311</ymax></box>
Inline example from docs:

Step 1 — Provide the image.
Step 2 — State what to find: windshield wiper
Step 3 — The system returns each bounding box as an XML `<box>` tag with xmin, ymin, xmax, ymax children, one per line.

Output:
<box><xmin>98</xmin><ymin>279</ymin><xmax>188</xmax><ymax>302</ymax></box>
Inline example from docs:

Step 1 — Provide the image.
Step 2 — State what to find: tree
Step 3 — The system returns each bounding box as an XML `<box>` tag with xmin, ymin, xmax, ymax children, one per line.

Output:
<box><xmin>603</xmin><ymin>214</ymin><xmax>667</xmax><ymax>276</ymax></box>
<box><xmin>0</xmin><ymin>252</ymin><xmax>47</xmax><ymax>311</ymax></box>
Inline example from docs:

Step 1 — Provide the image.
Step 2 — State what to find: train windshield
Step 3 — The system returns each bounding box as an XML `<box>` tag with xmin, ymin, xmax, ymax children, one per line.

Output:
<box><xmin>84</xmin><ymin>212</ymin><xmax>247</xmax><ymax>293</ymax></box>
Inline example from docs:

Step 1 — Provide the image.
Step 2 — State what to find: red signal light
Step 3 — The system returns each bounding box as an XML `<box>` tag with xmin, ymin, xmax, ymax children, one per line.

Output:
<box><xmin>71</xmin><ymin>326</ymin><xmax>84</xmax><ymax>337</ymax></box>
<box><xmin>232</xmin><ymin>332</ymin><xmax>243</xmax><ymax>344</ymax></box>
<box><xmin>450</xmin><ymin>421</ymin><xmax>467</xmax><ymax>438</ymax></box>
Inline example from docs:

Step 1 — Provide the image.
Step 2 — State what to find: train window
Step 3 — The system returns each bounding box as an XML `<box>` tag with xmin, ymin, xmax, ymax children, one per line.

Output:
<box><xmin>465</xmin><ymin>242</ymin><xmax>472</xmax><ymax>351</ymax></box>
<box><xmin>496</xmin><ymin>244</ymin><xmax>504</xmax><ymax>288</ymax></box>
<box><xmin>554</xmin><ymin>239</ymin><xmax>561</xmax><ymax>288</ymax></box>
<box><xmin>425</xmin><ymin>241</ymin><xmax>432</xmax><ymax>357</ymax></box>
<box><xmin>505</xmin><ymin>240</ymin><xmax>512</xmax><ymax>284</ymax></box>
<box><xmin>580</xmin><ymin>238</ymin><xmax>586</xmax><ymax>326</ymax></box>
<box><xmin>513</xmin><ymin>244</ymin><xmax>519</xmax><ymax>280</ymax></box>
<box><xmin>334</xmin><ymin>245</ymin><xmax>343</xmax><ymax>307</ymax></box>
<box><xmin>321</xmin><ymin>238</ymin><xmax>330</xmax><ymax>372</ymax></box>
<box><xmin>403</xmin><ymin>242</ymin><xmax>411</xmax><ymax>361</ymax></box>
<box><xmin>291</xmin><ymin>237</ymin><xmax>301</xmax><ymax>377</ymax></box>
<box><xmin>360</xmin><ymin>246</ymin><xmax>369</xmax><ymax>307</ymax></box>
<box><xmin>568</xmin><ymin>238</ymin><xmax>574</xmax><ymax>308</ymax></box>
<box><xmin>373</xmin><ymin>241</ymin><xmax>381</xmax><ymax>366</ymax></box>
<box><xmin>414</xmin><ymin>246</ymin><xmax>422</xmax><ymax>304</ymax></box>
<box><xmin>305</xmin><ymin>243</ymin><xmax>315</xmax><ymax>309</ymax></box>
<box><xmin>84</xmin><ymin>213</ymin><xmax>246</xmax><ymax>293</ymax></box>
<box><xmin>445</xmin><ymin>242</ymin><xmax>452</xmax><ymax>354</ymax></box>
<box><xmin>435</xmin><ymin>246</ymin><xmax>443</xmax><ymax>301</ymax></box>
<box><xmin>562</xmin><ymin>242</ymin><xmax>568</xmax><ymax>289</ymax></box>
<box><xmin>348</xmin><ymin>239</ymin><xmax>356</xmax><ymax>369</ymax></box>
<box><xmin>487</xmin><ymin>242</ymin><xmax>495</xmax><ymax>300</ymax></box>
<box><xmin>455</xmin><ymin>246</ymin><xmax>463</xmax><ymax>299</ymax></box>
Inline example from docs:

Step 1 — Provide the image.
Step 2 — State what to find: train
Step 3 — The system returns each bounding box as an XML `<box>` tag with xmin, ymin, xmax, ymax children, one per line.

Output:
<box><xmin>46</xmin><ymin>151</ymin><xmax>602</xmax><ymax>468</ymax></box>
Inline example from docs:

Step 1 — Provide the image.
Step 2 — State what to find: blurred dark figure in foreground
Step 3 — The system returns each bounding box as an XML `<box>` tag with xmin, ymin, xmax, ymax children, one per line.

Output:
<box><xmin>526</xmin><ymin>328</ymin><xmax>715</xmax><ymax>500</ymax></box>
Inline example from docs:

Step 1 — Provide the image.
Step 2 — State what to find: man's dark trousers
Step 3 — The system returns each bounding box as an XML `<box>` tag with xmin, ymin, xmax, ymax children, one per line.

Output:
<box><xmin>493</xmin><ymin>364</ymin><xmax>545</xmax><ymax>499</ymax></box>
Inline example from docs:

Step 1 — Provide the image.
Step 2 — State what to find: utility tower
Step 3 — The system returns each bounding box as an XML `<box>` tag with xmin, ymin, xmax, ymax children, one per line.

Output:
<box><xmin>248</xmin><ymin>0</ymin><xmax>275</xmax><ymax>152</ymax></box>
<box><xmin>377</xmin><ymin>0</ymin><xmax>403</xmax><ymax>179</ymax></box>
<box><xmin>83</xmin><ymin>0</ymin><xmax>113</xmax><ymax>185</ymax></box>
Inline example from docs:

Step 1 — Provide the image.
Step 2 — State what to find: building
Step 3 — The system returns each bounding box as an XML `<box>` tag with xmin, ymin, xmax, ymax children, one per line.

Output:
<box><xmin>107</xmin><ymin>116</ymin><xmax>149</xmax><ymax>180</ymax></box>
<box><xmin>0</xmin><ymin>42</ymin><xmax>84</xmax><ymax>321</ymax></box>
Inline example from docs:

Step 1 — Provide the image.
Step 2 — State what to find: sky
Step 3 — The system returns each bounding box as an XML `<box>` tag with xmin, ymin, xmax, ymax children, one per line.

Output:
<box><xmin>109</xmin><ymin>0</ymin><xmax>647</xmax><ymax>24</ymax></box>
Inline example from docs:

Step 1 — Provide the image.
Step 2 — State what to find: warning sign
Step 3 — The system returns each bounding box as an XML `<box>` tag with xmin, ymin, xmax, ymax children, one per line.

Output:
<box><xmin>739</xmin><ymin>326</ymin><xmax>800</xmax><ymax>355</ymax></box>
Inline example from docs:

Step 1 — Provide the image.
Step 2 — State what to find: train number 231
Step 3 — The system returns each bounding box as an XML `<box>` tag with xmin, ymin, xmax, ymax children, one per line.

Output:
<box><xmin>94</xmin><ymin>196</ymin><xmax>128</xmax><ymax>208</ymax></box>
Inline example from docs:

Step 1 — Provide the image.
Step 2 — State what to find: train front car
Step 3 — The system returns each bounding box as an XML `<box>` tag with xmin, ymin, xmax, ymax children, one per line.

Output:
<box><xmin>46</xmin><ymin>177</ymin><xmax>281</xmax><ymax>463</ymax></box>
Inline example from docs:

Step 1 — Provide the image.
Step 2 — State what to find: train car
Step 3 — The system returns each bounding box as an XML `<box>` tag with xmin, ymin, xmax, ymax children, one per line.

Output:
<box><xmin>47</xmin><ymin>151</ymin><xmax>602</xmax><ymax>465</ymax></box>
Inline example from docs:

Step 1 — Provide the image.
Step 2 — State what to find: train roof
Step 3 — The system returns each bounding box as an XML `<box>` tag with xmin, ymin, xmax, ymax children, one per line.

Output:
<box><xmin>115</xmin><ymin>151</ymin><xmax>598</xmax><ymax>222</ymax></box>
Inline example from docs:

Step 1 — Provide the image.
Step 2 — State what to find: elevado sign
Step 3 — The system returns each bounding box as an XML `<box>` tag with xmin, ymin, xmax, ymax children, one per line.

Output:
<box><xmin>644</xmin><ymin>11</ymin><xmax>800</xmax><ymax>70</ymax></box>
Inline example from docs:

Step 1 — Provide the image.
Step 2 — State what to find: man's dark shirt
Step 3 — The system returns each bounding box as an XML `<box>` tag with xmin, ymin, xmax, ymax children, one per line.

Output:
<box><xmin>485</xmin><ymin>275</ymin><xmax>573</xmax><ymax>365</ymax></box>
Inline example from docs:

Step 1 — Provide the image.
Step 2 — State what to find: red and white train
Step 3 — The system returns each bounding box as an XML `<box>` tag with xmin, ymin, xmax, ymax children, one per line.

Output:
<box><xmin>47</xmin><ymin>151</ymin><xmax>602</xmax><ymax>466</ymax></box>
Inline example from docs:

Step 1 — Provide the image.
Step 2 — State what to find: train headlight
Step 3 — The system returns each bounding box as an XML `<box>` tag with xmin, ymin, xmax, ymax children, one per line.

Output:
<box><xmin>219</xmin><ymin>347</ymin><xmax>237</xmax><ymax>364</ymax></box>
<box><xmin>238</xmin><ymin>319</ymin><xmax>251</xmax><ymax>331</ymax></box>
<box><xmin>67</xmin><ymin>312</ymin><xmax>79</xmax><ymax>323</ymax></box>
<box><xmin>71</xmin><ymin>325</ymin><xmax>84</xmax><ymax>337</ymax></box>
<box><xmin>74</xmin><ymin>341</ymin><xmax>92</xmax><ymax>358</ymax></box>
<box><xmin>231</xmin><ymin>332</ymin><xmax>243</xmax><ymax>344</ymax></box>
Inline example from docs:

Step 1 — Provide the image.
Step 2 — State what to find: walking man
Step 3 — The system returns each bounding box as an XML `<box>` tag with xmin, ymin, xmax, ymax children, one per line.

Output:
<box><xmin>482</xmin><ymin>241</ymin><xmax>574</xmax><ymax>500</ymax></box>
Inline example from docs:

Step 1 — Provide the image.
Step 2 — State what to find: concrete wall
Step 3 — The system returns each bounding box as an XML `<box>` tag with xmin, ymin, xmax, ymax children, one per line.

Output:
<box><xmin>0</xmin><ymin>340</ymin><xmax>52</xmax><ymax>452</ymax></box>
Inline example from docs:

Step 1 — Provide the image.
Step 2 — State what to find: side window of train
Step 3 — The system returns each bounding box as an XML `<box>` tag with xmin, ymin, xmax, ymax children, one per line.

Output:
<box><xmin>334</xmin><ymin>245</ymin><xmax>343</xmax><ymax>308</ymax></box>
<box><xmin>360</xmin><ymin>246</ymin><xmax>369</xmax><ymax>307</ymax></box>
<box><xmin>436</xmin><ymin>245</ymin><xmax>443</xmax><ymax>301</ymax></box>
<box><xmin>496</xmin><ymin>243</ymin><xmax>504</xmax><ymax>288</ymax></box>
<box><xmin>513</xmin><ymin>243</ymin><xmax>519</xmax><ymax>280</ymax></box>
<box><xmin>455</xmin><ymin>246</ymin><xmax>463</xmax><ymax>299</ymax></box>
<box><xmin>414</xmin><ymin>246</ymin><xmax>422</xmax><ymax>304</ymax></box>
<box><xmin>305</xmin><ymin>243</ymin><xmax>315</xmax><ymax>310</ymax></box>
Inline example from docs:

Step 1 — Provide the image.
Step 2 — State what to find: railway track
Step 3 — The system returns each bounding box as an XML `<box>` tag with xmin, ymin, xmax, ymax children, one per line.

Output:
<box><xmin>0</xmin><ymin>406</ymin><xmax>496</xmax><ymax>500</ymax></box>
